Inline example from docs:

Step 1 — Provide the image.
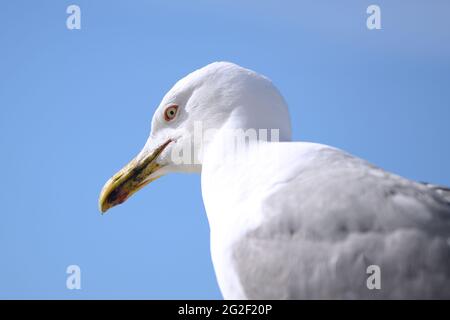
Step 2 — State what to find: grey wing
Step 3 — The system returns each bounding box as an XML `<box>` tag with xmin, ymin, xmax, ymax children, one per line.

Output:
<box><xmin>233</xmin><ymin>146</ymin><xmax>450</xmax><ymax>299</ymax></box>
<box><xmin>420</xmin><ymin>182</ymin><xmax>450</xmax><ymax>204</ymax></box>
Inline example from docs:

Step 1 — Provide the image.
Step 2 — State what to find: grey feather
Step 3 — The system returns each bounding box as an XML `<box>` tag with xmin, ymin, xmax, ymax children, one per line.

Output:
<box><xmin>205</xmin><ymin>143</ymin><xmax>450</xmax><ymax>299</ymax></box>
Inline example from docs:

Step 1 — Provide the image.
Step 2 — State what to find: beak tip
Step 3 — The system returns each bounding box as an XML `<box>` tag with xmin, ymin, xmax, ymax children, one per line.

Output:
<box><xmin>99</xmin><ymin>178</ymin><xmax>115</xmax><ymax>214</ymax></box>
<box><xmin>98</xmin><ymin>197</ymin><xmax>111</xmax><ymax>214</ymax></box>
<box><xmin>98</xmin><ymin>191</ymin><xmax>110</xmax><ymax>215</ymax></box>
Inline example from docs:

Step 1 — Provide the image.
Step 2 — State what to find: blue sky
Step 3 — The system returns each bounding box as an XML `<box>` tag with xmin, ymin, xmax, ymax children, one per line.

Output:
<box><xmin>0</xmin><ymin>0</ymin><xmax>449</xmax><ymax>299</ymax></box>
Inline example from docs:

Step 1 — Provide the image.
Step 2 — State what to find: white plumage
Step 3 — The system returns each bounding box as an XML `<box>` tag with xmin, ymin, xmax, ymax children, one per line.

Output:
<box><xmin>101</xmin><ymin>62</ymin><xmax>450</xmax><ymax>299</ymax></box>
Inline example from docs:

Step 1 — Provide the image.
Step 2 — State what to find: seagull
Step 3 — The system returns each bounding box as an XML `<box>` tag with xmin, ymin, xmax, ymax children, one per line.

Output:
<box><xmin>99</xmin><ymin>62</ymin><xmax>450</xmax><ymax>299</ymax></box>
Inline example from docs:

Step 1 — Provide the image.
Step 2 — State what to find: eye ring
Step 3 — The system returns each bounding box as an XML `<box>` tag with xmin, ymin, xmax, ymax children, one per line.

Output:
<box><xmin>164</xmin><ymin>105</ymin><xmax>178</xmax><ymax>122</ymax></box>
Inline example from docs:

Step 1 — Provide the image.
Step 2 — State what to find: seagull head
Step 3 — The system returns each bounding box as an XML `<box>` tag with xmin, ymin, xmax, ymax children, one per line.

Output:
<box><xmin>99</xmin><ymin>61</ymin><xmax>291</xmax><ymax>213</ymax></box>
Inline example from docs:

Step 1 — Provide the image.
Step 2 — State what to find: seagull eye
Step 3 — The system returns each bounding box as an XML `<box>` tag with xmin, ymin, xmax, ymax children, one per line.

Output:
<box><xmin>164</xmin><ymin>105</ymin><xmax>178</xmax><ymax>122</ymax></box>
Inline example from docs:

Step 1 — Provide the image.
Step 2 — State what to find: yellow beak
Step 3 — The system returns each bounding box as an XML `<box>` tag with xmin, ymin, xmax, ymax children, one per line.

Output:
<box><xmin>98</xmin><ymin>139</ymin><xmax>172</xmax><ymax>214</ymax></box>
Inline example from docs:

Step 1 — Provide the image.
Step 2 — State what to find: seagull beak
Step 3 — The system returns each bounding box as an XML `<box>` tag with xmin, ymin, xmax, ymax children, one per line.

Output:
<box><xmin>98</xmin><ymin>139</ymin><xmax>172</xmax><ymax>214</ymax></box>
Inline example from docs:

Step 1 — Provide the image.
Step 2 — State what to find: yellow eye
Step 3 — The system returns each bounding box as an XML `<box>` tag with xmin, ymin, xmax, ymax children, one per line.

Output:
<box><xmin>164</xmin><ymin>105</ymin><xmax>178</xmax><ymax>121</ymax></box>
